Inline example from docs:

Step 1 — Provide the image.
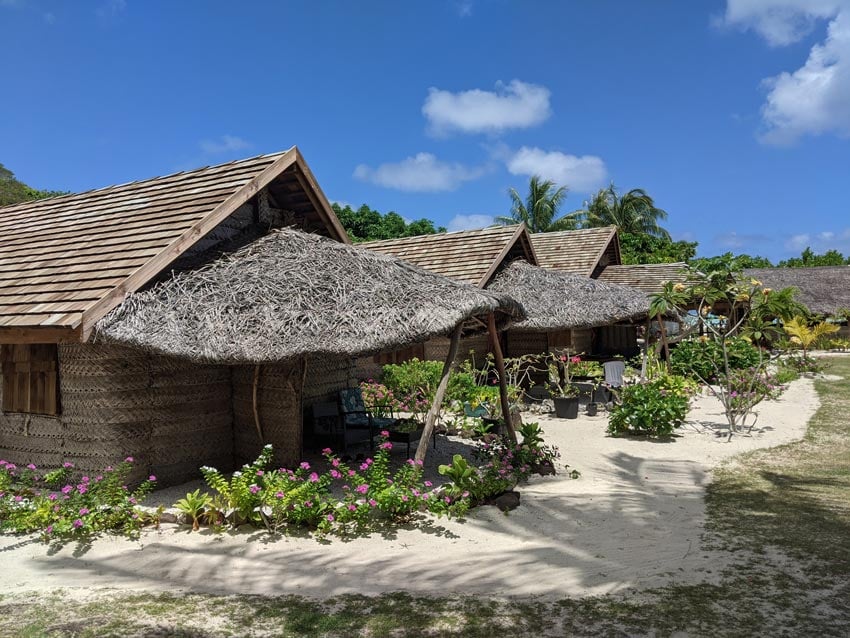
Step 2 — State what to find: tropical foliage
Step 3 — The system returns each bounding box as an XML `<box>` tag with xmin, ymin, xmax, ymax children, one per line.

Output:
<box><xmin>0</xmin><ymin>162</ymin><xmax>67</xmax><ymax>206</ymax></box>
<box><xmin>576</xmin><ymin>183</ymin><xmax>670</xmax><ymax>239</ymax></box>
<box><xmin>496</xmin><ymin>175</ymin><xmax>577</xmax><ymax>232</ymax></box>
<box><xmin>783</xmin><ymin>316</ymin><xmax>840</xmax><ymax>357</ymax></box>
<box><xmin>332</xmin><ymin>202</ymin><xmax>446</xmax><ymax>242</ymax></box>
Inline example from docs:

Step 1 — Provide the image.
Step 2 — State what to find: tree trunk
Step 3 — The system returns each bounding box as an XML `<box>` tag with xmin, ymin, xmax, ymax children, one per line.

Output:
<box><xmin>415</xmin><ymin>325</ymin><xmax>462</xmax><ymax>463</ymax></box>
<box><xmin>489</xmin><ymin>313</ymin><xmax>518</xmax><ymax>443</ymax></box>
<box><xmin>657</xmin><ymin>314</ymin><xmax>671</xmax><ymax>373</ymax></box>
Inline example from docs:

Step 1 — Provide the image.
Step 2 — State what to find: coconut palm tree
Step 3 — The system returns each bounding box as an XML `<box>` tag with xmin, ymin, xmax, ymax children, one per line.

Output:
<box><xmin>496</xmin><ymin>176</ymin><xmax>579</xmax><ymax>233</ymax></box>
<box><xmin>578</xmin><ymin>183</ymin><xmax>670</xmax><ymax>239</ymax></box>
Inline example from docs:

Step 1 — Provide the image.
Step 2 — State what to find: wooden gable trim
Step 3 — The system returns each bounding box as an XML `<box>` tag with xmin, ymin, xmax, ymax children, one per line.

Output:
<box><xmin>293</xmin><ymin>148</ymin><xmax>350</xmax><ymax>244</ymax></box>
<box><xmin>584</xmin><ymin>227</ymin><xmax>620</xmax><ymax>277</ymax></box>
<box><xmin>476</xmin><ymin>224</ymin><xmax>535</xmax><ymax>288</ymax></box>
<box><xmin>78</xmin><ymin>148</ymin><xmax>300</xmax><ymax>339</ymax></box>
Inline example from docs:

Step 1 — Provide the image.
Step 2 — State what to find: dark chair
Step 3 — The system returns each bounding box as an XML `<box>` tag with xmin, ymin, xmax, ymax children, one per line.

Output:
<box><xmin>338</xmin><ymin>387</ymin><xmax>398</xmax><ymax>450</ymax></box>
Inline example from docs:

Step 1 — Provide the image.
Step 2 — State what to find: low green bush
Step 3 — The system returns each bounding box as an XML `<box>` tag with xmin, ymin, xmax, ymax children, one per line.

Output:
<box><xmin>608</xmin><ymin>375</ymin><xmax>692</xmax><ymax>437</ymax></box>
<box><xmin>670</xmin><ymin>336</ymin><xmax>763</xmax><ymax>381</ymax></box>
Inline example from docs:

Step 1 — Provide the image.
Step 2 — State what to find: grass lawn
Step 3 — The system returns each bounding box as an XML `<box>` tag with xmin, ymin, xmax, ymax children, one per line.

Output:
<box><xmin>4</xmin><ymin>357</ymin><xmax>849</xmax><ymax>637</ymax></box>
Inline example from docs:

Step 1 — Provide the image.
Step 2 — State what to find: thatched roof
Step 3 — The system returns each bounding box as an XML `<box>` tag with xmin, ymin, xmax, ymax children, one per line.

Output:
<box><xmin>486</xmin><ymin>260</ymin><xmax>649</xmax><ymax>331</ymax></box>
<box><xmin>95</xmin><ymin>229</ymin><xmax>525</xmax><ymax>363</ymax></box>
<box><xmin>744</xmin><ymin>266</ymin><xmax>850</xmax><ymax>315</ymax></box>
<box><xmin>0</xmin><ymin>147</ymin><xmax>348</xmax><ymax>343</ymax></box>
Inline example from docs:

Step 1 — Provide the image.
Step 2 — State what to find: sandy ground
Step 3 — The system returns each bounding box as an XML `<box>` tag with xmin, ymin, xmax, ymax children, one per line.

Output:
<box><xmin>0</xmin><ymin>377</ymin><xmax>820</xmax><ymax>599</ymax></box>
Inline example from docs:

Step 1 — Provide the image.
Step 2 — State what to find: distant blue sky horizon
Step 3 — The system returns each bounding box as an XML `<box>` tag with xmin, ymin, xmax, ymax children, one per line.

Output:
<box><xmin>1</xmin><ymin>0</ymin><xmax>848</xmax><ymax>262</ymax></box>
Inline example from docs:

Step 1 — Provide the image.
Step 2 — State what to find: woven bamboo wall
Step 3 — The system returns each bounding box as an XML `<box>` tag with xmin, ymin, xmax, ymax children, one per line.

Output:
<box><xmin>302</xmin><ymin>355</ymin><xmax>355</xmax><ymax>406</ymax></box>
<box><xmin>0</xmin><ymin>344</ymin><xmax>234</xmax><ymax>486</ymax></box>
<box><xmin>425</xmin><ymin>335</ymin><xmax>490</xmax><ymax>365</ymax></box>
<box><xmin>232</xmin><ymin>361</ymin><xmax>303</xmax><ymax>469</ymax></box>
<box><xmin>60</xmin><ymin>344</ymin><xmax>233</xmax><ymax>485</ymax></box>
<box><xmin>505</xmin><ymin>330</ymin><xmax>548</xmax><ymax>357</ymax></box>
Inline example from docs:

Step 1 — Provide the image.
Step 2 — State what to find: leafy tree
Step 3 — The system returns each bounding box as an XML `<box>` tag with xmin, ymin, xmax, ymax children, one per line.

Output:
<box><xmin>332</xmin><ymin>203</ymin><xmax>446</xmax><ymax>242</ymax></box>
<box><xmin>690</xmin><ymin>252</ymin><xmax>773</xmax><ymax>272</ymax></box>
<box><xmin>620</xmin><ymin>231</ymin><xmax>697</xmax><ymax>264</ymax></box>
<box><xmin>496</xmin><ymin>175</ymin><xmax>578</xmax><ymax>232</ymax></box>
<box><xmin>0</xmin><ymin>162</ymin><xmax>66</xmax><ymax>206</ymax></box>
<box><xmin>577</xmin><ymin>183</ymin><xmax>670</xmax><ymax>239</ymax></box>
<box><xmin>777</xmin><ymin>247</ymin><xmax>849</xmax><ymax>268</ymax></box>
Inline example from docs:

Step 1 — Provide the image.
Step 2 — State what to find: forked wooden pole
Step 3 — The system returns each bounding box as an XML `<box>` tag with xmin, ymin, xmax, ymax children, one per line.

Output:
<box><xmin>488</xmin><ymin>312</ymin><xmax>518</xmax><ymax>443</ymax></box>
<box><xmin>415</xmin><ymin>325</ymin><xmax>463</xmax><ymax>463</ymax></box>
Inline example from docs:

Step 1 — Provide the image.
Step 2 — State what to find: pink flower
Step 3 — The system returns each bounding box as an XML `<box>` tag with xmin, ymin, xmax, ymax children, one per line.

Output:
<box><xmin>275</xmin><ymin>491</ymin><xmax>285</xmax><ymax>499</ymax></box>
<box><xmin>26</xmin><ymin>463</ymin><xmax>36</xmax><ymax>470</ymax></box>
<box><xmin>379</xmin><ymin>442</ymin><xmax>392</xmax><ymax>450</ymax></box>
<box><xmin>330</xmin><ymin>469</ymin><xmax>341</xmax><ymax>479</ymax></box>
<box><xmin>348</xmin><ymin>470</ymin><xmax>356</xmax><ymax>477</ymax></box>
<box><xmin>79</xmin><ymin>508</ymin><xmax>90</xmax><ymax>516</ymax></box>
<box><xmin>304</xmin><ymin>500</ymin><xmax>313</xmax><ymax>508</ymax></box>
<box><xmin>380</xmin><ymin>430</ymin><xmax>390</xmax><ymax>438</ymax></box>
<box><xmin>326</xmin><ymin>514</ymin><xmax>334</xmax><ymax>522</ymax></box>
<box><xmin>401</xmin><ymin>495</ymin><xmax>408</xmax><ymax>502</ymax></box>
<box><xmin>77</xmin><ymin>485</ymin><xmax>88</xmax><ymax>494</ymax></box>
<box><xmin>125</xmin><ymin>456</ymin><xmax>134</xmax><ymax>463</ymax></box>
<box><xmin>308</xmin><ymin>472</ymin><xmax>319</xmax><ymax>483</ymax></box>
<box><xmin>45</xmin><ymin>525</ymin><xmax>53</xmax><ymax>534</ymax></box>
<box><xmin>95</xmin><ymin>475</ymin><xmax>103</xmax><ymax>482</ymax></box>
<box><xmin>424</xmin><ymin>481</ymin><xmax>432</xmax><ymax>487</ymax></box>
<box><xmin>360</xmin><ymin>462</ymin><xmax>370</xmax><ymax>471</ymax></box>
<box><xmin>368</xmin><ymin>499</ymin><xmax>377</xmax><ymax>507</ymax></box>
<box><xmin>321</xmin><ymin>448</ymin><xmax>332</xmax><ymax>455</ymax></box>
<box><xmin>332</xmin><ymin>458</ymin><xmax>341</xmax><ymax>468</ymax></box>
<box><xmin>47</xmin><ymin>493</ymin><xmax>57</xmax><ymax>501</ymax></box>
<box><xmin>14</xmin><ymin>495</ymin><xmax>22</xmax><ymax>502</ymax></box>
<box><xmin>300</xmin><ymin>462</ymin><xmax>311</xmax><ymax>471</ymax></box>
<box><xmin>81</xmin><ymin>476</ymin><xmax>90</xmax><ymax>483</ymax></box>
<box><xmin>249</xmin><ymin>484</ymin><xmax>261</xmax><ymax>494</ymax></box>
<box><xmin>355</xmin><ymin>484</ymin><xmax>369</xmax><ymax>494</ymax></box>
<box><xmin>256</xmin><ymin>470</ymin><xmax>264</xmax><ymax>477</ymax></box>
<box><xmin>347</xmin><ymin>504</ymin><xmax>357</xmax><ymax>511</ymax></box>
<box><xmin>149</xmin><ymin>475</ymin><xmax>157</xmax><ymax>482</ymax></box>
<box><xmin>73</xmin><ymin>519</ymin><xmax>83</xmax><ymax>528</ymax></box>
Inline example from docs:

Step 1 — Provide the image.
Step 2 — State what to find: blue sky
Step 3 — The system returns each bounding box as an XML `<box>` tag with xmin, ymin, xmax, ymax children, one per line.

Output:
<box><xmin>1</xmin><ymin>0</ymin><xmax>849</xmax><ymax>262</ymax></box>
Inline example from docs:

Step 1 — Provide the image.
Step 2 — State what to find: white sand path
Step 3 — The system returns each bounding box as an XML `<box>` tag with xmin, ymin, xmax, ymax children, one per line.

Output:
<box><xmin>0</xmin><ymin>377</ymin><xmax>820</xmax><ymax>599</ymax></box>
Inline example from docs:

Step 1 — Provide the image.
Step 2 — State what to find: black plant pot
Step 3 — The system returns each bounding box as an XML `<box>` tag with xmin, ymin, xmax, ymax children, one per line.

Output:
<box><xmin>592</xmin><ymin>386</ymin><xmax>610</xmax><ymax>404</ymax></box>
<box><xmin>586</xmin><ymin>402</ymin><xmax>598</xmax><ymax>417</ymax></box>
<box><xmin>553</xmin><ymin>396</ymin><xmax>579</xmax><ymax>419</ymax></box>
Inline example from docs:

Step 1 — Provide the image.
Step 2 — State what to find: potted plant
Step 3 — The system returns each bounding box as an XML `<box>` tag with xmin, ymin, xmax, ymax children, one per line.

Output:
<box><xmin>547</xmin><ymin>351</ymin><xmax>581</xmax><ymax>419</ymax></box>
<box><xmin>569</xmin><ymin>356</ymin><xmax>604</xmax><ymax>382</ymax></box>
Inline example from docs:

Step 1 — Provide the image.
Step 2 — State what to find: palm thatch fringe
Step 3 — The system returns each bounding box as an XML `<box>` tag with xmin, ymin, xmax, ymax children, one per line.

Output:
<box><xmin>95</xmin><ymin>228</ymin><xmax>525</xmax><ymax>363</ymax></box>
<box><xmin>486</xmin><ymin>260</ymin><xmax>649</xmax><ymax>331</ymax></box>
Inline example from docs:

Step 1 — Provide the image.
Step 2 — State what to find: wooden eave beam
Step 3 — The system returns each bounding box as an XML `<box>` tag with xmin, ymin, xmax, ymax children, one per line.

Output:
<box><xmin>0</xmin><ymin>325</ymin><xmax>82</xmax><ymax>344</ymax></box>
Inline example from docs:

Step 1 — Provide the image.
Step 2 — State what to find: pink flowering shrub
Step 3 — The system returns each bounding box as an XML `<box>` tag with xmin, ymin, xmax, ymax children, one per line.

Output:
<box><xmin>0</xmin><ymin>458</ymin><xmax>156</xmax><ymax>540</ymax></box>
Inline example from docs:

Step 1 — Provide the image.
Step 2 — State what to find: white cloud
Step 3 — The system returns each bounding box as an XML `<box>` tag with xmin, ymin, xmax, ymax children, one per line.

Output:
<box><xmin>455</xmin><ymin>1</ymin><xmax>473</xmax><ymax>17</ymax></box>
<box><xmin>200</xmin><ymin>135</ymin><xmax>252</xmax><ymax>155</ymax></box>
<box><xmin>718</xmin><ymin>0</ymin><xmax>844</xmax><ymax>46</ymax></box>
<box><xmin>422</xmin><ymin>80</ymin><xmax>551</xmax><ymax>136</ymax></box>
<box><xmin>784</xmin><ymin>227</ymin><xmax>850</xmax><ymax>252</ymax></box>
<box><xmin>722</xmin><ymin>1</ymin><xmax>850</xmax><ymax>144</ymax></box>
<box><xmin>715</xmin><ymin>231</ymin><xmax>771</xmax><ymax>248</ymax></box>
<box><xmin>353</xmin><ymin>153</ymin><xmax>486</xmax><ymax>192</ymax></box>
<box><xmin>96</xmin><ymin>0</ymin><xmax>126</xmax><ymax>20</ymax></box>
<box><xmin>505</xmin><ymin>146</ymin><xmax>607</xmax><ymax>192</ymax></box>
<box><xmin>447</xmin><ymin>214</ymin><xmax>495</xmax><ymax>232</ymax></box>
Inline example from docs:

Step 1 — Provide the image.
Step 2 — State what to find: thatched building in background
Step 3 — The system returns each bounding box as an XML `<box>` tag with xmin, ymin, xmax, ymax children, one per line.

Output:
<box><xmin>0</xmin><ymin>149</ymin><xmax>520</xmax><ymax>485</ymax></box>
<box><xmin>744</xmin><ymin>266</ymin><xmax>850</xmax><ymax>328</ymax></box>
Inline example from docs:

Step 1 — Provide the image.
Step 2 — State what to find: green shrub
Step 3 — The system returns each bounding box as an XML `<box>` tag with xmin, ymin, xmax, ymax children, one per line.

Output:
<box><xmin>381</xmin><ymin>358</ymin><xmax>443</xmax><ymax>402</ymax></box>
<box><xmin>0</xmin><ymin>458</ymin><xmax>156</xmax><ymax>540</ymax></box>
<box><xmin>670</xmin><ymin>336</ymin><xmax>763</xmax><ymax>381</ymax></box>
<box><xmin>607</xmin><ymin>375</ymin><xmax>692</xmax><ymax>437</ymax></box>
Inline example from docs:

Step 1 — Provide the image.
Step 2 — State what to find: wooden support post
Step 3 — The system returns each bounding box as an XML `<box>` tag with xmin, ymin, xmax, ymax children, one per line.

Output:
<box><xmin>488</xmin><ymin>312</ymin><xmax>518</xmax><ymax>444</ymax></box>
<box><xmin>252</xmin><ymin>364</ymin><xmax>264</xmax><ymax>444</ymax></box>
<box><xmin>415</xmin><ymin>325</ymin><xmax>462</xmax><ymax>463</ymax></box>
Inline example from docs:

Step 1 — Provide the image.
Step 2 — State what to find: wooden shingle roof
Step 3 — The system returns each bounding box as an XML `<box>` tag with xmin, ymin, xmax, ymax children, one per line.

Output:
<box><xmin>0</xmin><ymin>147</ymin><xmax>347</xmax><ymax>343</ymax></box>
<box><xmin>362</xmin><ymin>224</ymin><xmax>537</xmax><ymax>287</ymax></box>
<box><xmin>530</xmin><ymin>227</ymin><xmax>619</xmax><ymax>276</ymax></box>
<box><xmin>598</xmin><ymin>263</ymin><xmax>690</xmax><ymax>295</ymax></box>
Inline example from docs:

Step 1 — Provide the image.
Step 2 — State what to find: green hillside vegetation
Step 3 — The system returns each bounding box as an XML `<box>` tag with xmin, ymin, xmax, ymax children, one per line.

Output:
<box><xmin>0</xmin><ymin>162</ymin><xmax>67</xmax><ymax>206</ymax></box>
